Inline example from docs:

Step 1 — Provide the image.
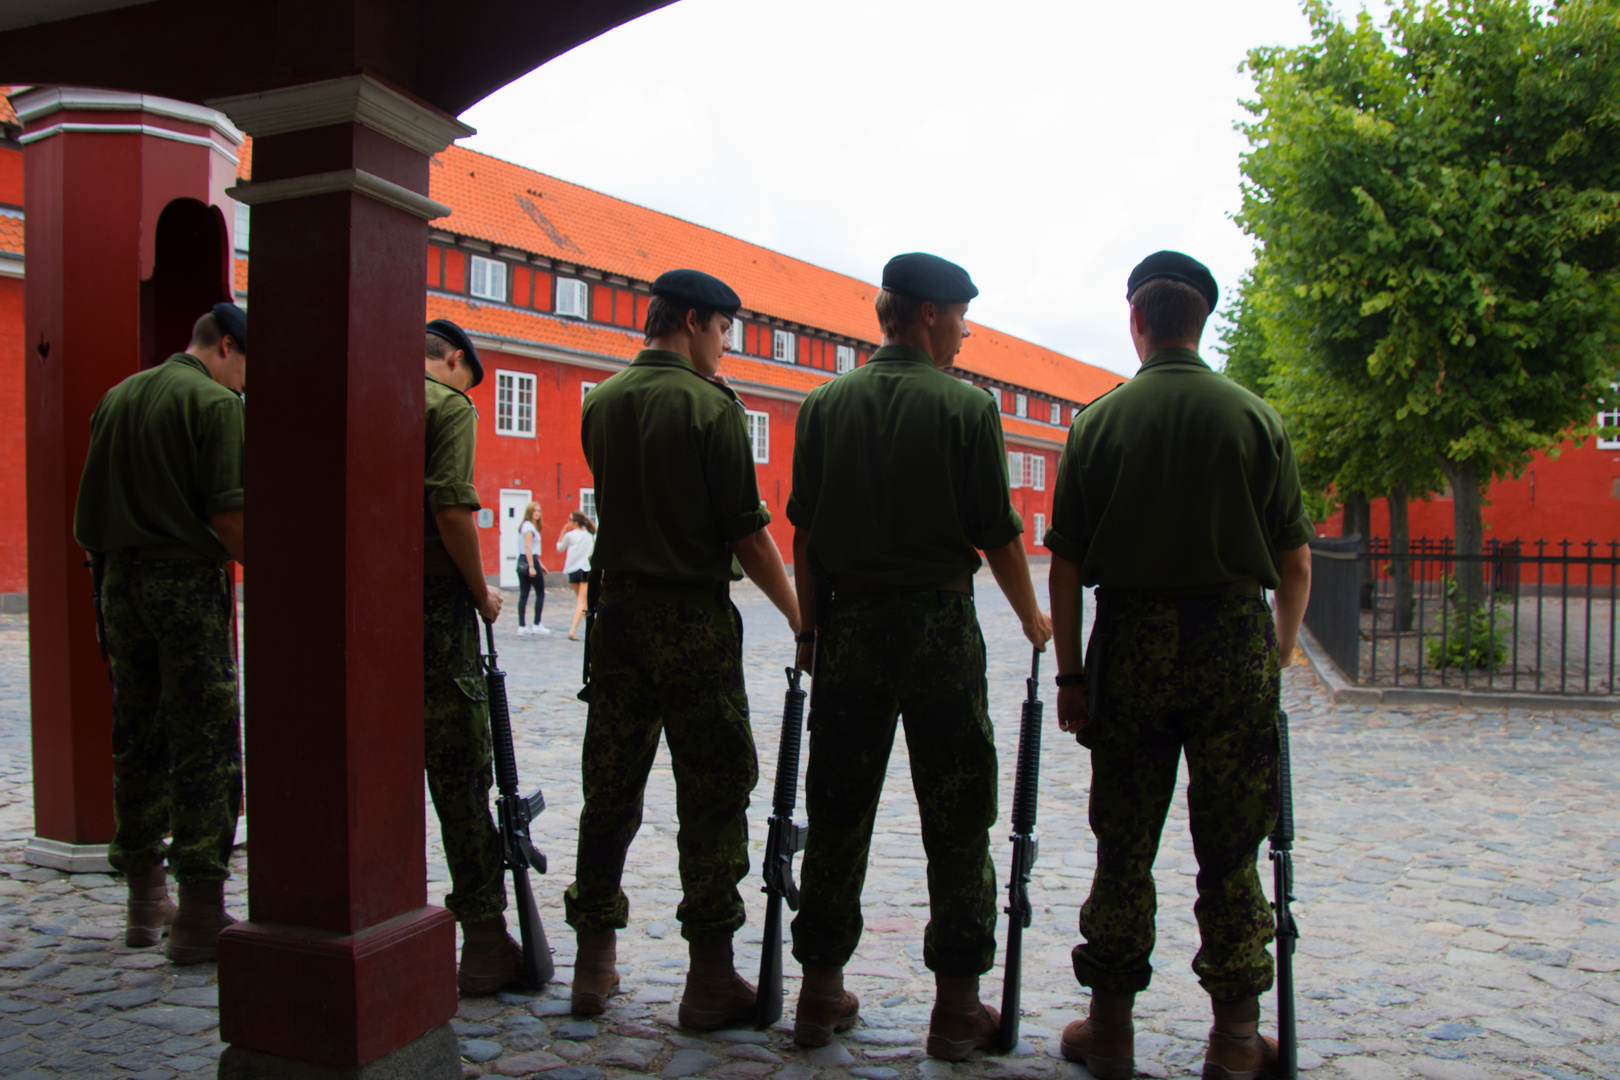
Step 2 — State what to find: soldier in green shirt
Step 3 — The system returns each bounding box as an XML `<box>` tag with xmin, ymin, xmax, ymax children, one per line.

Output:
<box><xmin>566</xmin><ymin>270</ymin><xmax>800</xmax><ymax>1029</ymax></box>
<box><xmin>420</xmin><ymin>319</ymin><xmax>525</xmax><ymax>995</ymax></box>
<box><xmin>74</xmin><ymin>302</ymin><xmax>247</xmax><ymax>965</ymax></box>
<box><xmin>1044</xmin><ymin>252</ymin><xmax>1313</xmax><ymax>1080</ymax></box>
<box><xmin>786</xmin><ymin>253</ymin><xmax>1052</xmax><ymax>1060</ymax></box>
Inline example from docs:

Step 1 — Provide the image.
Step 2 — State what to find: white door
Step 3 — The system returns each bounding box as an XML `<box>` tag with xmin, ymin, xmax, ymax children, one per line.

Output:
<box><xmin>499</xmin><ymin>489</ymin><xmax>532</xmax><ymax>588</ymax></box>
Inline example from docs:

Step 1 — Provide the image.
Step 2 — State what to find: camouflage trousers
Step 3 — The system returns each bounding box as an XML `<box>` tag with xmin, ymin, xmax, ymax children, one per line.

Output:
<box><xmin>792</xmin><ymin>590</ymin><xmax>999</xmax><ymax>977</ymax></box>
<box><xmin>1074</xmin><ymin>589</ymin><xmax>1281</xmax><ymax>1001</ymax></box>
<box><xmin>424</xmin><ymin>576</ymin><xmax>506</xmax><ymax>924</ymax></box>
<box><xmin>104</xmin><ymin>555</ymin><xmax>242</xmax><ymax>884</ymax></box>
<box><xmin>564</xmin><ymin>580</ymin><xmax>757</xmax><ymax>941</ymax></box>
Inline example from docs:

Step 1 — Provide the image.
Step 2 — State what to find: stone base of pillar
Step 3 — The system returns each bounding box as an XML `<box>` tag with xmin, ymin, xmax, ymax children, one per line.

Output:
<box><xmin>23</xmin><ymin>837</ymin><xmax>112</xmax><ymax>873</ymax></box>
<box><xmin>217</xmin><ymin>1023</ymin><xmax>459</xmax><ymax>1079</ymax></box>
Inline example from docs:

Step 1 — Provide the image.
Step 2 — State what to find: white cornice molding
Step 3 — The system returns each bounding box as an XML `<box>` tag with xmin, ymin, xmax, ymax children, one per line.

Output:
<box><xmin>208</xmin><ymin>74</ymin><xmax>473</xmax><ymax>156</ymax></box>
<box><xmin>19</xmin><ymin>122</ymin><xmax>239</xmax><ymax>164</ymax></box>
<box><xmin>10</xmin><ymin>87</ymin><xmax>244</xmax><ymax>145</ymax></box>
<box><xmin>227</xmin><ymin>169</ymin><xmax>450</xmax><ymax>222</ymax></box>
<box><xmin>0</xmin><ymin>257</ymin><xmax>23</xmax><ymax>280</ymax></box>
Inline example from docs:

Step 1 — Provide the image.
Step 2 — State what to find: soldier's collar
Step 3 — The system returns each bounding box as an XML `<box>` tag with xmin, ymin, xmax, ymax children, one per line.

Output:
<box><xmin>868</xmin><ymin>345</ymin><xmax>934</xmax><ymax>365</ymax></box>
<box><xmin>631</xmin><ymin>348</ymin><xmax>699</xmax><ymax>373</ymax></box>
<box><xmin>425</xmin><ymin>370</ymin><xmax>477</xmax><ymax>413</ymax></box>
<box><xmin>169</xmin><ymin>352</ymin><xmax>211</xmax><ymax>377</ymax></box>
<box><xmin>1139</xmin><ymin>347</ymin><xmax>1209</xmax><ymax>373</ymax></box>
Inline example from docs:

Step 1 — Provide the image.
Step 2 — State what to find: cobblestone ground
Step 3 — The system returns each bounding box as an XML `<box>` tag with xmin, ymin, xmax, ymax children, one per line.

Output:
<box><xmin>0</xmin><ymin>568</ymin><xmax>1617</xmax><ymax>1080</ymax></box>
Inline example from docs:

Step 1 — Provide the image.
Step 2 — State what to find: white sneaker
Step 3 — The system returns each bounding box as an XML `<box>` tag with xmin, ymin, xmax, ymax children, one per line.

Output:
<box><xmin>534</xmin><ymin>625</ymin><xmax>553</xmax><ymax>635</ymax></box>
<box><xmin>517</xmin><ymin>626</ymin><xmax>530</xmax><ymax>636</ymax></box>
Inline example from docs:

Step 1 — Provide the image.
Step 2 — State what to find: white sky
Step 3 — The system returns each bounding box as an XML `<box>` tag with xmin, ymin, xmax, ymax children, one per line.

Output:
<box><xmin>462</xmin><ymin>0</ymin><xmax>1351</xmax><ymax>378</ymax></box>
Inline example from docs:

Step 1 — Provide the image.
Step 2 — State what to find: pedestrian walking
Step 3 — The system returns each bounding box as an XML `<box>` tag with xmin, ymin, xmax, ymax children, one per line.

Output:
<box><xmin>421</xmin><ymin>318</ymin><xmax>524</xmax><ymax>994</ymax></box>
<box><xmin>565</xmin><ymin>269</ymin><xmax>800</xmax><ymax>1028</ymax></box>
<box><xmin>517</xmin><ymin>501</ymin><xmax>549</xmax><ymax>635</ymax></box>
<box><xmin>557</xmin><ymin>511</ymin><xmax>596</xmax><ymax>640</ymax></box>
<box><xmin>1044</xmin><ymin>252</ymin><xmax>1313</xmax><ymax>1080</ymax></box>
<box><xmin>785</xmin><ymin>253</ymin><xmax>1052</xmax><ymax>1059</ymax></box>
<box><xmin>73</xmin><ymin>302</ymin><xmax>247</xmax><ymax>964</ymax></box>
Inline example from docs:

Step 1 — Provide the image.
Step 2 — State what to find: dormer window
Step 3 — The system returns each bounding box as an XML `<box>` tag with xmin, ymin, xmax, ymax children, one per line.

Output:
<box><xmin>1050</xmin><ymin>402</ymin><xmax>1063</xmax><ymax>425</ymax></box>
<box><xmin>835</xmin><ymin>345</ymin><xmax>855</xmax><ymax>374</ymax></box>
<box><xmin>1015</xmin><ymin>393</ymin><xmax>1028</xmax><ymax>418</ymax></box>
<box><xmin>728</xmin><ymin>319</ymin><xmax>744</xmax><ymax>352</ymax></box>
<box><xmin>773</xmin><ymin>329</ymin><xmax>796</xmax><ymax>364</ymax></box>
<box><xmin>469</xmin><ymin>255</ymin><xmax>507</xmax><ymax>302</ymax></box>
<box><xmin>556</xmin><ymin>278</ymin><xmax>589</xmax><ymax>319</ymax></box>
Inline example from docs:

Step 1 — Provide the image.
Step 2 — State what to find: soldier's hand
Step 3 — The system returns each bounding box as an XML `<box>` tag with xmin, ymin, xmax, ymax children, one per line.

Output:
<box><xmin>476</xmin><ymin>587</ymin><xmax>504</xmax><ymax>625</ymax></box>
<box><xmin>1022</xmin><ymin>610</ymin><xmax>1053</xmax><ymax>652</ymax></box>
<box><xmin>1057</xmin><ymin>685</ymin><xmax>1089</xmax><ymax>734</ymax></box>
<box><xmin>795</xmin><ymin>641</ymin><xmax>814</xmax><ymax>672</ymax></box>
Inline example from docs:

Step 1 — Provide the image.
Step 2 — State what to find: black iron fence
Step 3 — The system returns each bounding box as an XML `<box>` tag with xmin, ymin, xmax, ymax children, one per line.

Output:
<box><xmin>1305</xmin><ymin>535</ymin><xmax>1620</xmax><ymax>696</ymax></box>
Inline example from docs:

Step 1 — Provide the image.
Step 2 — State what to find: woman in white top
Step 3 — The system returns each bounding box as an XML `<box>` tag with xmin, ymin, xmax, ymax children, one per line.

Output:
<box><xmin>516</xmin><ymin>502</ymin><xmax>550</xmax><ymax>635</ymax></box>
<box><xmin>556</xmin><ymin>511</ymin><xmax>597</xmax><ymax>640</ymax></box>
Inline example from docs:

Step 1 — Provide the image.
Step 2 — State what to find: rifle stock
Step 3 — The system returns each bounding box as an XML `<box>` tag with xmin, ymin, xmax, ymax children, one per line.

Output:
<box><xmin>756</xmin><ymin>663</ymin><xmax>810</xmax><ymax>1027</ymax></box>
<box><xmin>578</xmin><ymin>568</ymin><xmax>602</xmax><ymax>703</ymax></box>
<box><xmin>996</xmin><ymin>648</ymin><xmax>1044</xmax><ymax>1052</ymax></box>
<box><xmin>1271</xmin><ymin>709</ymin><xmax>1298</xmax><ymax>1079</ymax></box>
<box><xmin>485</xmin><ymin>620</ymin><xmax>555</xmax><ymax>988</ymax></box>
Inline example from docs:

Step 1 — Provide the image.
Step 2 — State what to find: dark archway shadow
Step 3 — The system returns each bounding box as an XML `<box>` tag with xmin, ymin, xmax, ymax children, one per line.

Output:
<box><xmin>140</xmin><ymin>197</ymin><xmax>231</xmax><ymax>369</ymax></box>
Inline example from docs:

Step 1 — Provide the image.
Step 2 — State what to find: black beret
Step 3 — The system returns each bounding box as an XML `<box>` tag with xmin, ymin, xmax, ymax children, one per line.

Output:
<box><xmin>426</xmin><ymin>318</ymin><xmax>483</xmax><ymax>389</ymax></box>
<box><xmin>651</xmin><ymin>269</ymin><xmax>741</xmax><ymax>318</ymax></box>
<box><xmin>211</xmin><ymin>302</ymin><xmax>247</xmax><ymax>353</ymax></box>
<box><xmin>1126</xmin><ymin>251</ymin><xmax>1218</xmax><ymax>311</ymax></box>
<box><xmin>881</xmin><ymin>252</ymin><xmax>979</xmax><ymax>304</ymax></box>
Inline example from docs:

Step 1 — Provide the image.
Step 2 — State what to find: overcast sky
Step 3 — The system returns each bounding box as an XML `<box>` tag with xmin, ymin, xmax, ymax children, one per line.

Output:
<box><xmin>462</xmin><ymin>0</ymin><xmax>1345</xmax><ymax>378</ymax></box>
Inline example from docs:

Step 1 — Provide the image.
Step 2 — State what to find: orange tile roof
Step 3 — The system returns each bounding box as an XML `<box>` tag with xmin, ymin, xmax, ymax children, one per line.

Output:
<box><xmin>0</xmin><ymin>213</ymin><xmax>22</xmax><ymax>258</ymax></box>
<box><xmin>236</xmin><ymin>135</ymin><xmax>252</xmax><ymax>181</ymax></box>
<box><xmin>0</xmin><ymin>89</ymin><xmax>15</xmax><ymax>128</ymax></box>
<box><xmin>1001</xmin><ymin>413</ymin><xmax>1070</xmax><ymax>449</ymax></box>
<box><xmin>233</xmin><ymin>254</ymin><xmax>248</xmax><ymax>297</ymax></box>
<box><xmin>425</xmin><ymin>145</ymin><xmax>1122</xmax><ymax>405</ymax></box>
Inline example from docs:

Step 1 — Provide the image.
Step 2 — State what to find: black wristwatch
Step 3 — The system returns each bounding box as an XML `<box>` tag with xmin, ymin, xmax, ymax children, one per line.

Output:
<box><xmin>1054</xmin><ymin>672</ymin><xmax>1085</xmax><ymax>688</ymax></box>
<box><xmin>796</xmin><ymin>631</ymin><xmax>817</xmax><ymax>644</ymax></box>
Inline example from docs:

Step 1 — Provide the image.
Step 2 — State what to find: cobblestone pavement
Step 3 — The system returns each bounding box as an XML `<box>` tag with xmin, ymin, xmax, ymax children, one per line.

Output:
<box><xmin>0</xmin><ymin>568</ymin><xmax>1617</xmax><ymax>1080</ymax></box>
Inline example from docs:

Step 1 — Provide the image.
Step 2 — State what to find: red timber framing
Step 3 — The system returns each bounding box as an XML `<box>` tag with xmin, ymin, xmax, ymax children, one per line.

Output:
<box><xmin>0</xmin><ymin>1</ymin><xmax>672</xmax><ymax>1075</ymax></box>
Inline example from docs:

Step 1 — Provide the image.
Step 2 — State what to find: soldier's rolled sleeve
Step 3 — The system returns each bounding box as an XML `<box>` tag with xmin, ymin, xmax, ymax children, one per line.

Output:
<box><xmin>199</xmin><ymin>398</ymin><xmax>245</xmax><ymax>517</ymax></box>
<box><xmin>1268</xmin><ymin>430</ymin><xmax>1315</xmax><ymax>552</ymax></box>
<box><xmin>1043</xmin><ymin>434</ymin><xmax>1089</xmax><ymax>564</ymax></box>
<box><xmin>961</xmin><ymin>401</ymin><xmax>1022</xmax><ymax>551</ymax></box>
<box><xmin>426</xmin><ymin>398</ymin><xmax>480</xmax><ymax>515</ymax></box>
<box><xmin>706</xmin><ymin>408</ymin><xmax>770</xmax><ymax>543</ymax></box>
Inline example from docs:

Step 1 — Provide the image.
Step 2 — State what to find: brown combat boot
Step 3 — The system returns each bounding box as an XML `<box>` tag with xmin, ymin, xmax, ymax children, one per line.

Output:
<box><xmin>124</xmin><ymin>863</ymin><xmax>178</xmax><ymax>948</ymax></box>
<box><xmin>1060</xmin><ymin>991</ymin><xmax>1136</xmax><ymax>1080</ymax></box>
<box><xmin>793</xmin><ymin>964</ymin><xmax>859</xmax><ymax>1047</ymax></box>
<box><xmin>164</xmin><ymin>881</ymin><xmax>237</xmax><ymax>965</ymax></box>
<box><xmin>926</xmin><ymin>974</ymin><xmax>1000</xmax><ymax>1061</ymax></box>
<box><xmin>1203</xmin><ymin>995</ymin><xmax>1278</xmax><ymax>1080</ymax></box>
<box><xmin>457</xmin><ymin>917</ymin><xmax>524</xmax><ymax>995</ymax></box>
<box><xmin>570</xmin><ymin>929</ymin><xmax>621</xmax><ymax>1016</ymax></box>
<box><xmin>677</xmin><ymin>936</ymin><xmax>757</xmax><ymax>1031</ymax></box>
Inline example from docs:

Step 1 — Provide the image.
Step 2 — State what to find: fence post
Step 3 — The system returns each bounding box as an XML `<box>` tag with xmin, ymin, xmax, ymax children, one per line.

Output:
<box><xmin>1306</xmin><ymin>535</ymin><xmax>1361</xmax><ymax>682</ymax></box>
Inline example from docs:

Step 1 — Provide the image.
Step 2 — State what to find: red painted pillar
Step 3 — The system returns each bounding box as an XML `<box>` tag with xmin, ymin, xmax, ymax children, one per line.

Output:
<box><xmin>209</xmin><ymin>75</ymin><xmax>471</xmax><ymax>1074</ymax></box>
<box><xmin>13</xmin><ymin>88</ymin><xmax>244</xmax><ymax>872</ymax></box>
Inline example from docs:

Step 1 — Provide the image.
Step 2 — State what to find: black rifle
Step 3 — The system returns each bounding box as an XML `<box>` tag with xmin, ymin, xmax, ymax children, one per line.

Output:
<box><xmin>756</xmin><ymin>661</ymin><xmax>811</xmax><ymax>1026</ymax></box>
<box><xmin>577</xmin><ymin>568</ymin><xmax>602</xmax><ymax>703</ymax></box>
<box><xmin>1271</xmin><ymin>709</ymin><xmax>1299</xmax><ymax>1079</ymax></box>
<box><xmin>995</xmin><ymin>647</ymin><xmax>1043</xmax><ymax>1052</ymax></box>
<box><xmin>86</xmin><ymin>555</ymin><xmax>108</xmax><ymax>663</ymax></box>
<box><xmin>483</xmin><ymin>620</ymin><xmax>555</xmax><ymax>988</ymax></box>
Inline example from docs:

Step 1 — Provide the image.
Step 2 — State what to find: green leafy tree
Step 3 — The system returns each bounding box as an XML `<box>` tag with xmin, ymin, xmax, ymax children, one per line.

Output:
<box><xmin>1238</xmin><ymin>0</ymin><xmax>1620</xmax><ymax>606</ymax></box>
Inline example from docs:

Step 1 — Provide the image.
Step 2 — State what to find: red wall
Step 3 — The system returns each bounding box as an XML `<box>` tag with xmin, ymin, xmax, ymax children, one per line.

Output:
<box><xmin>1007</xmin><ymin>440</ymin><xmax>1057</xmax><ymax>556</ymax></box>
<box><xmin>0</xmin><ymin>277</ymin><xmax>23</xmax><ymax>592</ymax></box>
<box><xmin>1320</xmin><ymin>438</ymin><xmax>1620</xmax><ymax>548</ymax></box>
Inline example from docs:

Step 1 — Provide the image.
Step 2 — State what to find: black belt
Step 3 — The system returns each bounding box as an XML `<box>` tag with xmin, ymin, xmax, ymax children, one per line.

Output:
<box><xmin>832</xmin><ymin>575</ymin><xmax>972</xmax><ymax>595</ymax></box>
<box><xmin>1096</xmin><ymin>578</ymin><xmax>1264</xmax><ymax>601</ymax></box>
<box><xmin>601</xmin><ymin>572</ymin><xmax>729</xmax><ymax>598</ymax></box>
<box><xmin>117</xmin><ymin>544</ymin><xmax>215</xmax><ymax>562</ymax></box>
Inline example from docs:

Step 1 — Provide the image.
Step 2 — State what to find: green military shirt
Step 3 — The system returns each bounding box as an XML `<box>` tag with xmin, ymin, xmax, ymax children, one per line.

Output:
<box><xmin>786</xmin><ymin>344</ymin><xmax>1023</xmax><ymax>586</ymax></box>
<box><xmin>1043</xmin><ymin>347</ymin><xmax>1314</xmax><ymax>590</ymax></box>
<box><xmin>425</xmin><ymin>373</ymin><xmax>480</xmax><ymax>577</ymax></box>
<box><xmin>582</xmin><ymin>349</ymin><xmax>769</xmax><ymax>586</ymax></box>
<box><xmin>74</xmin><ymin>353</ymin><xmax>244</xmax><ymax>561</ymax></box>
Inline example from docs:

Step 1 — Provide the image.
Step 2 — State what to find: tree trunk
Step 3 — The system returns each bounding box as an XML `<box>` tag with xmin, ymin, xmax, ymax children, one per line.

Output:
<box><xmin>1389</xmin><ymin>483</ymin><xmax>1414</xmax><ymax>631</ymax></box>
<box><xmin>1446</xmin><ymin>459</ymin><xmax>1485</xmax><ymax>611</ymax></box>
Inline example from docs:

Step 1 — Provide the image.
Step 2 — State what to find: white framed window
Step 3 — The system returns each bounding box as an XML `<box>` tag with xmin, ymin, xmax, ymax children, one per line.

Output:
<box><xmin>469</xmin><ymin>255</ymin><xmax>507</xmax><ymax>302</ymax></box>
<box><xmin>580</xmin><ymin>488</ymin><xmax>597</xmax><ymax>521</ymax></box>
<box><xmin>233</xmin><ymin>202</ymin><xmax>250</xmax><ymax>253</ymax></box>
<box><xmin>1599</xmin><ymin>386</ymin><xmax>1620</xmax><ymax>449</ymax></box>
<box><xmin>581</xmin><ymin>381</ymin><xmax>598</xmax><ymax>404</ymax></box>
<box><xmin>728</xmin><ymin>319</ymin><xmax>744</xmax><ymax>352</ymax></box>
<box><xmin>1033</xmin><ymin>512</ymin><xmax>1046</xmax><ymax>541</ymax></box>
<box><xmin>495</xmin><ymin>370</ymin><xmax>537</xmax><ymax>437</ymax></box>
<box><xmin>772</xmin><ymin>329</ymin><xmax>796</xmax><ymax>364</ymax></box>
<box><xmin>1072</xmin><ymin>406</ymin><xmax>1082</xmax><ymax>425</ymax></box>
<box><xmin>1029</xmin><ymin>454</ymin><xmax>1046</xmax><ymax>491</ymax></box>
<box><xmin>745</xmin><ymin>409</ymin><xmax>770</xmax><ymax>464</ymax></box>
<box><xmin>835</xmin><ymin>345</ymin><xmax>856</xmax><ymax>374</ymax></box>
<box><xmin>1008</xmin><ymin>451</ymin><xmax>1024</xmax><ymax>489</ymax></box>
<box><xmin>1050</xmin><ymin>402</ymin><xmax>1062</xmax><ymax>425</ymax></box>
<box><xmin>556</xmin><ymin>278</ymin><xmax>590</xmax><ymax>319</ymax></box>
<box><xmin>989</xmin><ymin>387</ymin><xmax>1003</xmax><ymax>411</ymax></box>
<box><xmin>1015</xmin><ymin>393</ymin><xmax>1028</xmax><ymax>418</ymax></box>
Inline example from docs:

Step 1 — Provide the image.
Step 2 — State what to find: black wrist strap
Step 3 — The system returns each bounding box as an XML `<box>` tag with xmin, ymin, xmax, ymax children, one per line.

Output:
<box><xmin>796</xmin><ymin>631</ymin><xmax>817</xmax><ymax>644</ymax></box>
<box><xmin>1054</xmin><ymin>672</ymin><xmax>1085</xmax><ymax>688</ymax></box>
